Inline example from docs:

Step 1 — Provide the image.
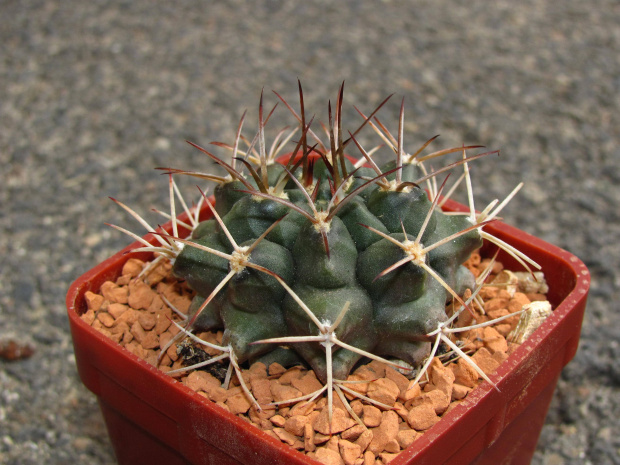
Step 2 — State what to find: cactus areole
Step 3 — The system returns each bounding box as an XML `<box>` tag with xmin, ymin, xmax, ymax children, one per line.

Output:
<box><xmin>151</xmin><ymin>84</ymin><xmax>504</xmax><ymax>386</ymax></box>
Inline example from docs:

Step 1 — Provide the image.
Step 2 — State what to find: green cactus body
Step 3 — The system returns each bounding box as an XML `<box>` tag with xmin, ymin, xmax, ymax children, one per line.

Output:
<box><xmin>171</xmin><ymin>151</ymin><xmax>482</xmax><ymax>383</ymax></box>
<box><xmin>108</xmin><ymin>86</ymin><xmax>536</xmax><ymax>419</ymax></box>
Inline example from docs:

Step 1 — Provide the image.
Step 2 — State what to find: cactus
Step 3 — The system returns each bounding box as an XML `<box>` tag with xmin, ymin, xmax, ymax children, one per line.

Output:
<box><xmin>110</xmin><ymin>83</ymin><xmax>540</xmax><ymax>421</ymax></box>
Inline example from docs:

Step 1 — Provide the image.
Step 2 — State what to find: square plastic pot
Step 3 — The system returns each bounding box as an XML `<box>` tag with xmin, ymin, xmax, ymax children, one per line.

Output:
<box><xmin>67</xmin><ymin>197</ymin><xmax>589</xmax><ymax>465</ymax></box>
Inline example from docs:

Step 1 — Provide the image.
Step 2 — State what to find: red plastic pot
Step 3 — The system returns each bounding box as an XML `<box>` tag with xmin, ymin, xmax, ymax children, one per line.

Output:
<box><xmin>67</xmin><ymin>183</ymin><xmax>589</xmax><ymax>465</ymax></box>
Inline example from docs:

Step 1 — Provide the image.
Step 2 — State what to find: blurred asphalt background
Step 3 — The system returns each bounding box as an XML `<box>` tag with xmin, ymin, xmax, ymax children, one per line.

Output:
<box><xmin>1</xmin><ymin>1</ymin><xmax>619</xmax><ymax>464</ymax></box>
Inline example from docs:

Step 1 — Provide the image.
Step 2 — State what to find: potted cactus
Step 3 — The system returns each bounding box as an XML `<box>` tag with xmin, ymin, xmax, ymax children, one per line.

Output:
<box><xmin>67</xmin><ymin>84</ymin><xmax>589</xmax><ymax>465</ymax></box>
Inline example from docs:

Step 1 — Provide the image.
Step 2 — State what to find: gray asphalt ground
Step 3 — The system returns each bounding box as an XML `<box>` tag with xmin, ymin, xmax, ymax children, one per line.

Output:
<box><xmin>1</xmin><ymin>1</ymin><xmax>619</xmax><ymax>464</ymax></box>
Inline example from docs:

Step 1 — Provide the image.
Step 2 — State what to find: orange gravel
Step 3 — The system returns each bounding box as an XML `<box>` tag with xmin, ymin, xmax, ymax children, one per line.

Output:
<box><xmin>81</xmin><ymin>253</ymin><xmax>549</xmax><ymax>465</ymax></box>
